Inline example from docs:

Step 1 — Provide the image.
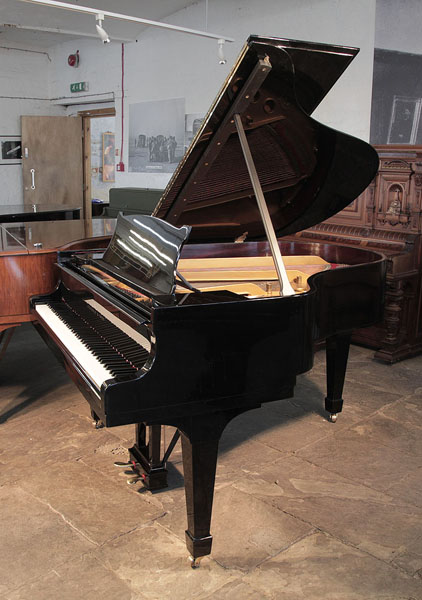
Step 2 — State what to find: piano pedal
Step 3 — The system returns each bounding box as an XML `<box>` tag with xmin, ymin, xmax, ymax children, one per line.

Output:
<box><xmin>328</xmin><ymin>413</ymin><xmax>338</xmax><ymax>423</ymax></box>
<box><xmin>127</xmin><ymin>475</ymin><xmax>143</xmax><ymax>485</ymax></box>
<box><xmin>114</xmin><ymin>460</ymin><xmax>147</xmax><ymax>486</ymax></box>
<box><xmin>113</xmin><ymin>460</ymin><xmax>136</xmax><ymax>468</ymax></box>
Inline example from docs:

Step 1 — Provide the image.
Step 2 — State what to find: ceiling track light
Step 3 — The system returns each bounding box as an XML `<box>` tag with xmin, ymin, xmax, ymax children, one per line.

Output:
<box><xmin>15</xmin><ymin>0</ymin><xmax>234</xmax><ymax>44</ymax></box>
<box><xmin>217</xmin><ymin>38</ymin><xmax>226</xmax><ymax>65</ymax></box>
<box><xmin>95</xmin><ymin>12</ymin><xmax>110</xmax><ymax>43</ymax></box>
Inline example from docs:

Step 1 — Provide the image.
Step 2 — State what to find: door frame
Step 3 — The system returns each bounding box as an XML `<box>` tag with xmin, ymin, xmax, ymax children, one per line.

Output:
<box><xmin>78</xmin><ymin>107</ymin><xmax>116</xmax><ymax>225</ymax></box>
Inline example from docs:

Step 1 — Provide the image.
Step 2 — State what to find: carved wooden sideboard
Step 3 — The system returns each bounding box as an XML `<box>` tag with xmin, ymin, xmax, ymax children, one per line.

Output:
<box><xmin>294</xmin><ymin>145</ymin><xmax>422</xmax><ymax>363</ymax></box>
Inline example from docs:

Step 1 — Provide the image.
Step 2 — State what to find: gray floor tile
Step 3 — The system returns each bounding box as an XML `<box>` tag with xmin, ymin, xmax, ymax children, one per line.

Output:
<box><xmin>392</xmin><ymin>533</ymin><xmax>422</xmax><ymax>577</ymax></box>
<box><xmin>5</xmin><ymin>554</ymin><xmax>142</xmax><ymax>600</ymax></box>
<box><xmin>96</xmin><ymin>524</ymin><xmax>242</xmax><ymax>599</ymax></box>
<box><xmin>1</xmin><ymin>324</ymin><xmax>422</xmax><ymax>598</ymax></box>
<box><xmin>342</xmin><ymin>354</ymin><xmax>422</xmax><ymax>396</ymax></box>
<box><xmin>251</xmin><ymin>458</ymin><xmax>422</xmax><ymax>570</ymax></box>
<box><xmin>0</xmin><ymin>486</ymin><xmax>95</xmax><ymax>595</ymax></box>
<box><xmin>385</xmin><ymin>467</ymin><xmax>422</xmax><ymax>509</ymax></box>
<box><xmin>0</xmin><ymin>410</ymin><xmax>126</xmax><ymax>486</ymax></box>
<box><xmin>233</xmin><ymin>455</ymin><xmax>422</xmax><ymax>564</ymax></box>
<box><xmin>297</xmin><ymin>427</ymin><xmax>421</xmax><ymax>493</ymax></box>
<box><xmin>160</xmin><ymin>483</ymin><xmax>314</xmax><ymax>570</ymax></box>
<box><xmin>243</xmin><ymin>532</ymin><xmax>422</xmax><ymax>599</ymax></box>
<box><xmin>200</xmin><ymin>578</ymin><xmax>272</xmax><ymax>599</ymax></box>
<box><xmin>348</xmin><ymin>412</ymin><xmax>422</xmax><ymax>456</ymax></box>
<box><xmin>13</xmin><ymin>460</ymin><xmax>165</xmax><ymax>545</ymax></box>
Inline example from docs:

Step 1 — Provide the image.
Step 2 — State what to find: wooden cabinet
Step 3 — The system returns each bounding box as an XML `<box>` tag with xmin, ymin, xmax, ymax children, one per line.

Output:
<box><xmin>293</xmin><ymin>145</ymin><xmax>422</xmax><ymax>363</ymax></box>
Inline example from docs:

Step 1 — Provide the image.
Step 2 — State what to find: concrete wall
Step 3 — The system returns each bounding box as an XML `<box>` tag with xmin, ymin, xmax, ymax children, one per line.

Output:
<box><xmin>0</xmin><ymin>43</ymin><xmax>65</xmax><ymax>204</ymax></box>
<box><xmin>47</xmin><ymin>0</ymin><xmax>377</xmax><ymax>192</ymax></box>
<box><xmin>375</xmin><ymin>0</ymin><xmax>422</xmax><ymax>53</ymax></box>
<box><xmin>0</xmin><ymin>0</ymin><xmax>377</xmax><ymax>203</ymax></box>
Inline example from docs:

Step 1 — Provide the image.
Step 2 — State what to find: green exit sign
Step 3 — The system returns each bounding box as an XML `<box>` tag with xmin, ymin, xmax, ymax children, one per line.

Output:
<box><xmin>70</xmin><ymin>81</ymin><xmax>88</xmax><ymax>93</ymax></box>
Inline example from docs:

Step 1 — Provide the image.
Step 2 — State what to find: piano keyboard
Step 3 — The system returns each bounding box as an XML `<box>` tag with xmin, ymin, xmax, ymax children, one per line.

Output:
<box><xmin>34</xmin><ymin>298</ymin><xmax>150</xmax><ymax>390</ymax></box>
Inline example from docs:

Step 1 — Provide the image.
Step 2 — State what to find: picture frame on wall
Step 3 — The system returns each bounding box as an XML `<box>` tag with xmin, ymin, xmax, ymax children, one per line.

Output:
<box><xmin>185</xmin><ymin>113</ymin><xmax>204</xmax><ymax>152</ymax></box>
<box><xmin>128</xmin><ymin>98</ymin><xmax>185</xmax><ymax>174</ymax></box>
<box><xmin>387</xmin><ymin>96</ymin><xmax>422</xmax><ymax>144</ymax></box>
<box><xmin>0</xmin><ymin>137</ymin><xmax>22</xmax><ymax>165</ymax></box>
<box><xmin>102</xmin><ymin>132</ymin><xmax>115</xmax><ymax>182</ymax></box>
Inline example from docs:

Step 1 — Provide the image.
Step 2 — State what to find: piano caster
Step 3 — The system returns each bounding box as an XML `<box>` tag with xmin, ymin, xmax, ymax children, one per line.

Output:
<box><xmin>91</xmin><ymin>410</ymin><xmax>104</xmax><ymax>429</ymax></box>
<box><xmin>328</xmin><ymin>413</ymin><xmax>338</xmax><ymax>423</ymax></box>
<box><xmin>189</xmin><ymin>556</ymin><xmax>203</xmax><ymax>569</ymax></box>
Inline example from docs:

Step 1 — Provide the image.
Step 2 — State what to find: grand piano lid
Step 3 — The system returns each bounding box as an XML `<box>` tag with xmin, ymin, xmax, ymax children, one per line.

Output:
<box><xmin>154</xmin><ymin>35</ymin><xmax>379</xmax><ymax>243</ymax></box>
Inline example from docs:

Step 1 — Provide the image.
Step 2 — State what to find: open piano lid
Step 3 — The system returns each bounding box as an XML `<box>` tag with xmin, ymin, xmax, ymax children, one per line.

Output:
<box><xmin>154</xmin><ymin>35</ymin><xmax>379</xmax><ymax>243</ymax></box>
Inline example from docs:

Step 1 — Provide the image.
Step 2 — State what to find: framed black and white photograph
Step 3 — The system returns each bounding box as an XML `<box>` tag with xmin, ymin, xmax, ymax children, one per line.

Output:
<box><xmin>129</xmin><ymin>98</ymin><xmax>185</xmax><ymax>173</ymax></box>
<box><xmin>185</xmin><ymin>113</ymin><xmax>205</xmax><ymax>153</ymax></box>
<box><xmin>387</xmin><ymin>96</ymin><xmax>422</xmax><ymax>144</ymax></box>
<box><xmin>0</xmin><ymin>137</ymin><xmax>22</xmax><ymax>164</ymax></box>
<box><xmin>371</xmin><ymin>49</ymin><xmax>422</xmax><ymax>145</ymax></box>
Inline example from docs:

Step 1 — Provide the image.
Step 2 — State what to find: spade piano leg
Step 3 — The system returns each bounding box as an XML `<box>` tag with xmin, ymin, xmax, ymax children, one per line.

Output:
<box><xmin>178</xmin><ymin>410</ymin><xmax>241</xmax><ymax>566</ymax></box>
<box><xmin>181</xmin><ymin>432</ymin><xmax>219</xmax><ymax>565</ymax></box>
<box><xmin>325</xmin><ymin>333</ymin><xmax>351</xmax><ymax>422</ymax></box>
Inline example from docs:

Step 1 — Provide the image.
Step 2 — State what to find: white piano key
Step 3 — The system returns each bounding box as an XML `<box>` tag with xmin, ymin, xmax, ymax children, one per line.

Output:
<box><xmin>34</xmin><ymin>303</ymin><xmax>114</xmax><ymax>390</ymax></box>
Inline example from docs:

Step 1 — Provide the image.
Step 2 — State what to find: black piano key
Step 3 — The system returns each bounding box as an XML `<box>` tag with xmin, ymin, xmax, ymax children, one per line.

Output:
<box><xmin>47</xmin><ymin>299</ymin><xmax>150</xmax><ymax>377</ymax></box>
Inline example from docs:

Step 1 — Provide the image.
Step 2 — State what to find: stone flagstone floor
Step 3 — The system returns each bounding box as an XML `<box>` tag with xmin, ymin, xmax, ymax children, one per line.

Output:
<box><xmin>0</xmin><ymin>323</ymin><xmax>421</xmax><ymax>599</ymax></box>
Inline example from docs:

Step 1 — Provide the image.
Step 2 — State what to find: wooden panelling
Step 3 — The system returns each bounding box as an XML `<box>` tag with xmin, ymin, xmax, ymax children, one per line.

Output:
<box><xmin>0</xmin><ymin>219</ymin><xmax>114</xmax><ymax>332</ymax></box>
<box><xmin>0</xmin><ymin>251</ymin><xmax>57</xmax><ymax>322</ymax></box>
<box><xmin>294</xmin><ymin>145</ymin><xmax>422</xmax><ymax>362</ymax></box>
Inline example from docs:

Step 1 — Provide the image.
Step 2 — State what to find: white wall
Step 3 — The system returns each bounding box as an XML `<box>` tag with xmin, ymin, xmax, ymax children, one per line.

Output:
<box><xmin>47</xmin><ymin>0</ymin><xmax>377</xmax><ymax>191</ymax></box>
<box><xmin>1</xmin><ymin>0</ymin><xmax>377</xmax><ymax>202</ymax></box>
<box><xmin>0</xmin><ymin>43</ymin><xmax>65</xmax><ymax>204</ymax></box>
<box><xmin>375</xmin><ymin>0</ymin><xmax>422</xmax><ymax>53</ymax></box>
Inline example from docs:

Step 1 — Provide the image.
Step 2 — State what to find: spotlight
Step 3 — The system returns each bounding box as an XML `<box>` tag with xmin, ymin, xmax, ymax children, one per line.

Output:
<box><xmin>217</xmin><ymin>38</ymin><xmax>226</xmax><ymax>65</ymax></box>
<box><xmin>95</xmin><ymin>13</ymin><xmax>110</xmax><ymax>44</ymax></box>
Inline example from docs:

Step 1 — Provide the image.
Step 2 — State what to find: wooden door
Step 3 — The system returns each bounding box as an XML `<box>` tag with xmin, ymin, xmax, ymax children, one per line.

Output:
<box><xmin>21</xmin><ymin>116</ymin><xmax>83</xmax><ymax>212</ymax></box>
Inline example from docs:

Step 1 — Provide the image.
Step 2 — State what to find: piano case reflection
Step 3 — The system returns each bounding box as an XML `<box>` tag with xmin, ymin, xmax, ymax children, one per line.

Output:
<box><xmin>30</xmin><ymin>36</ymin><xmax>386</xmax><ymax>566</ymax></box>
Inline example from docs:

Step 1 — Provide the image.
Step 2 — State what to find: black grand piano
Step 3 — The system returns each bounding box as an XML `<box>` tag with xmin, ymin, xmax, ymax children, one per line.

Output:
<box><xmin>31</xmin><ymin>36</ymin><xmax>386</xmax><ymax>566</ymax></box>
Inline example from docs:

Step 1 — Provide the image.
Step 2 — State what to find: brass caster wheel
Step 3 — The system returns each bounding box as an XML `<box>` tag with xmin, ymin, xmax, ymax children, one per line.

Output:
<box><xmin>328</xmin><ymin>413</ymin><xmax>338</xmax><ymax>423</ymax></box>
<box><xmin>189</xmin><ymin>556</ymin><xmax>203</xmax><ymax>569</ymax></box>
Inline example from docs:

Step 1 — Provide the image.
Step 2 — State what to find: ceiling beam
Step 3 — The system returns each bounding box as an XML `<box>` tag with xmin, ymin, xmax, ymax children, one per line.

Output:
<box><xmin>1</xmin><ymin>22</ymin><xmax>134</xmax><ymax>42</ymax></box>
<box><xmin>14</xmin><ymin>0</ymin><xmax>235</xmax><ymax>42</ymax></box>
